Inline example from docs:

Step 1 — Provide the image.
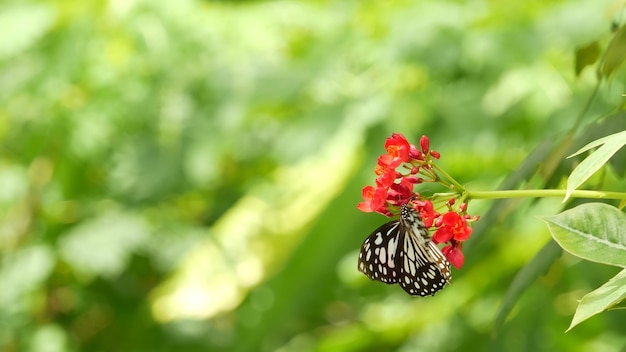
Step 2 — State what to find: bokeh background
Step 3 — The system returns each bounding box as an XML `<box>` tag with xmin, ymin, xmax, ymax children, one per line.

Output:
<box><xmin>2</xmin><ymin>0</ymin><xmax>626</xmax><ymax>351</ymax></box>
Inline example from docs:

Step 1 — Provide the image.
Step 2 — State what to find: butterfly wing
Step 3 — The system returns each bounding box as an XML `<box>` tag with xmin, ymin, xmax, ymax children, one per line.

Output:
<box><xmin>398</xmin><ymin>232</ymin><xmax>450</xmax><ymax>296</ymax></box>
<box><xmin>358</xmin><ymin>220</ymin><xmax>402</xmax><ymax>284</ymax></box>
<box><xmin>397</xmin><ymin>205</ymin><xmax>451</xmax><ymax>296</ymax></box>
<box><xmin>358</xmin><ymin>205</ymin><xmax>452</xmax><ymax>296</ymax></box>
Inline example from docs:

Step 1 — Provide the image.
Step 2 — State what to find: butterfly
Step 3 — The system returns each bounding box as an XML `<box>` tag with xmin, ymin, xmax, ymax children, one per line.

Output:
<box><xmin>358</xmin><ymin>204</ymin><xmax>451</xmax><ymax>296</ymax></box>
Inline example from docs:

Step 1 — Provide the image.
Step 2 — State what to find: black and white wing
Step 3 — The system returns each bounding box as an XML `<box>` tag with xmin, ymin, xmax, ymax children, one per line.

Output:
<box><xmin>358</xmin><ymin>204</ymin><xmax>451</xmax><ymax>296</ymax></box>
<box><xmin>397</xmin><ymin>205</ymin><xmax>451</xmax><ymax>296</ymax></box>
<box><xmin>398</xmin><ymin>229</ymin><xmax>451</xmax><ymax>296</ymax></box>
<box><xmin>358</xmin><ymin>220</ymin><xmax>402</xmax><ymax>284</ymax></box>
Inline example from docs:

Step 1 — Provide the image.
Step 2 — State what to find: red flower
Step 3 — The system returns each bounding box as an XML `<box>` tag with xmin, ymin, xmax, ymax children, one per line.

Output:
<box><xmin>419</xmin><ymin>135</ymin><xmax>440</xmax><ymax>159</ymax></box>
<box><xmin>402</xmin><ymin>175</ymin><xmax>421</xmax><ymax>185</ymax></box>
<box><xmin>386</xmin><ymin>182</ymin><xmax>413</xmax><ymax>206</ymax></box>
<box><xmin>375</xmin><ymin>169</ymin><xmax>399</xmax><ymax>188</ymax></box>
<box><xmin>432</xmin><ymin>211</ymin><xmax>472</xmax><ymax>243</ymax></box>
<box><xmin>414</xmin><ymin>200</ymin><xmax>437</xmax><ymax>227</ymax></box>
<box><xmin>374</xmin><ymin>161</ymin><xmax>388</xmax><ymax>176</ymax></box>
<box><xmin>357</xmin><ymin>186</ymin><xmax>387</xmax><ymax>213</ymax></box>
<box><xmin>442</xmin><ymin>244</ymin><xmax>464</xmax><ymax>269</ymax></box>
<box><xmin>409</xmin><ymin>144</ymin><xmax>424</xmax><ymax>161</ymax></box>
<box><xmin>358</xmin><ymin>132</ymin><xmax>477</xmax><ymax>273</ymax></box>
<box><xmin>420</xmin><ymin>135</ymin><xmax>430</xmax><ymax>154</ymax></box>
<box><xmin>378</xmin><ymin>133</ymin><xmax>410</xmax><ymax>168</ymax></box>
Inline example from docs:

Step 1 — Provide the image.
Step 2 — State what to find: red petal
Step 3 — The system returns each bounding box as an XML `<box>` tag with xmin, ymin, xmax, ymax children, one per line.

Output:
<box><xmin>453</xmin><ymin>225</ymin><xmax>472</xmax><ymax>241</ymax></box>
<box><xmin>442</xmin><ymin>245</ymin><xmax>465</xmax><ymax>269</ymax></box>
<box><xmin>419</xmin><ymin>135</ymin><xmax>430</xmax><ymax>153</ymax></box>
<box><xmin>432</xmin><ymin>228</ymin><xmax>453</xmax><ymax>244</ymax></box>
<box><xmin>357</xmin><ymin>202</ymin><xmax>374</xmax><ymax>212</ymax></box>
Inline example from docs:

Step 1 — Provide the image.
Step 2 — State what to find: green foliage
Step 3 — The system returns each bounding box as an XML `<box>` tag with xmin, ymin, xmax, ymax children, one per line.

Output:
<box><xmin>601</xmin><ymin>24</ymin><xmax>626</xmax><ymax>78</ymax></box>
<box><xmin>545</xmin><ymin>203</ymin><xmax>626</xmax><ymax>268</ymax></box>
<box><xmin>493</xmin><ymin>240</ymin><xmax>562</xmax><ymax>333</ymax></box>
<box><xmin>575</xmin><ymin>41</ymin><xmax>600</xmax><ymax>77</ymax></box>
<box><xmin>544</xmin><ymin>203</ymin><xmax>626</xmax><ymax>330</ymax></box>
<box><xmin>568</xmin><ymin>268</ymin><xmax>626</xmax><ymax>331</ymax></box>
<box><xmin>565</xmin><ymin>131</ymin><xmax>626</xmax><ymax>201</ymax></box>
<box><xmin>1</xmin><ymin>0</ymin><xmax>626</xmax><ymax>351</ymax></box>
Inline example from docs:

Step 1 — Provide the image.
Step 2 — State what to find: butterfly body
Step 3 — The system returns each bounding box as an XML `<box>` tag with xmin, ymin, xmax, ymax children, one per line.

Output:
<box><xmin>358</xmin><ymin>205</ymin><xmax>451</xmax><ymax>296</ymax></box>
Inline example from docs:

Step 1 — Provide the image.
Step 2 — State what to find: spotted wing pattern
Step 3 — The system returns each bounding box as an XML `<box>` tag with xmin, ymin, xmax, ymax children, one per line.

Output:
<box><xmin>358</xmin><ymin>220</ymin><xmax>402</xmax><ymax>284</ymax></box>
<box><xmin>358</xmin><ymin>205</ymin><xmax>451</xmax><ymax>296</ymax></box>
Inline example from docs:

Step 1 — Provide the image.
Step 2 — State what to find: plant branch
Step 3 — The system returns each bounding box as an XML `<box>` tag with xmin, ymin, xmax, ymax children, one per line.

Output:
<box><xmin>460</xmin><ymin>189</ymin><xmax>626</xmax><ymax>200</ymax></box>
<box><xmin>432</xmin><ymin>163</ymin><xmax>465</xmax><ymax>191</ymax></box>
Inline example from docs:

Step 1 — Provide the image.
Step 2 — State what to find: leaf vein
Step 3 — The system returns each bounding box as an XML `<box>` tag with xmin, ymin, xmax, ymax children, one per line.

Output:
<box><xmin>564</xmin><ymin>225</ymin><xmax>626</xmax><ymax>251</ymax></box>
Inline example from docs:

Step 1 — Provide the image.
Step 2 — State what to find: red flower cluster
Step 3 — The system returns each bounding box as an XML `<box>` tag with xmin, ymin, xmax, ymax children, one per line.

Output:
<box><xmin>358</xmin><ymin>133</ymin><xmax>476</xmax><ymax>269</ymax></box>
<box><xmin>433</xmin><ymin>209</ymin><xmax>473</xmax><ymax>269</ymax></box>
<box><xmin>357</xmin><ymin>133</ymin><xmax>435</xmax><ymax>215</ymax></box>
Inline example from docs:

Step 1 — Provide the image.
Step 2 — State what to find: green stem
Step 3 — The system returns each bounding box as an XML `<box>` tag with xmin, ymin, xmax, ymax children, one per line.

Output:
<box><xmin>435</xmin><ymin>189</ymin><xmax>626</xmax><ymax>200</ymax></box>
<box><xmin>432</xmin><ymin>163</ymin><xmax>464</xmax><ymax>191</ymax></box>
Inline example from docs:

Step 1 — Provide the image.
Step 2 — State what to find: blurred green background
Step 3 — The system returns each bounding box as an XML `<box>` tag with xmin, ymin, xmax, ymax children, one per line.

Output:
<box><xmin>2</xmin><ymin>0</ymin><xmax>626</xmax><ymax>351</ymax></box>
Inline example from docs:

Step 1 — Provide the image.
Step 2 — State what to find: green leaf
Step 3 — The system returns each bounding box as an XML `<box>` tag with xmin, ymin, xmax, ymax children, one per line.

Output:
<box><xmin>564</xmin><ymin>131</ymin><xmax>626</xmax><ymax>201</ymax></box>
<box><xmin>596</xmin><ymin>112</ymin><xmax>626</xmax><ymax>177</ymax></box>
<box><xmin>574</xmin><ymin>41</ymin><xmax>600</xmax><ymax>77</ymax></box>
<box><xmin>567</xmin><ymin>130</ymin><xmax>626</xmax><ymax>158</ymax></box>
<box><xmin>494</xmin><ymin>240</ymin><xmax>562</xmax><ymax>334</ymax></box>
<box><xmin>601</xmin><ymin>24</ymin><xmax>626</xmax><ymax>78</ymax></box>
<box><xmin>567</xmin><ymin>268</ymin><xmax>626</xmax><ymax>331</ymax></box>
<box><xmin>543</xmin><ymin>203</ymin><xmax>626</xmax><ymax>267</ymax></box>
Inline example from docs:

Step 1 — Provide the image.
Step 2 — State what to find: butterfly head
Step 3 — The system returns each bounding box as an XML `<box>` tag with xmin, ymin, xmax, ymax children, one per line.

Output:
<box><xmin>400</xmin><ymin>204</ymin><xmax>426</xmax><ymax>233</ymax></box>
